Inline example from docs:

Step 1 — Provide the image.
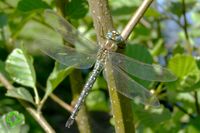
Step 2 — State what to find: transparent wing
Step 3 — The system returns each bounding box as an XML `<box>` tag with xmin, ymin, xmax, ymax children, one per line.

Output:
<box><xmin>110</xmin><ymin>52</ymin><xmax>177</xmax><ymax>82</ymax></box>
<box><xmin>104</xmin><ymin>60</ymin><xmax>160</xmax><ymax>107</ymax></box>
<box><xmin>35</xmin><ymin>39</ymin><xmax>96</xmax><ymax>69</ymax></box>
<box><xmin>44</xmin><ymin>9</ymin><xmax>99</xmax><ymax>54</ymax></box>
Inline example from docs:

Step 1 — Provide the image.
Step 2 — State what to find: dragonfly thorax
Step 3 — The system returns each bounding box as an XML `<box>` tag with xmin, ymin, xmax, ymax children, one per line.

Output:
<box><xmin>103</xmin><ymin>40</ymin><xmax>118</xmax><ymax>52</ymax></box>
<box><xmin>96</xmin><ymin>48</ymin><xmax>109</xmax><ymax>64</ymax></box>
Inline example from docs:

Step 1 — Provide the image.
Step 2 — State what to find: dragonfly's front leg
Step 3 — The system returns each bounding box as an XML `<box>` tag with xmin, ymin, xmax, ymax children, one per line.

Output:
<box><xmin>66</xmin><ymin>60</ymin><xmax>104</xmax><ymax>128</ymax></box>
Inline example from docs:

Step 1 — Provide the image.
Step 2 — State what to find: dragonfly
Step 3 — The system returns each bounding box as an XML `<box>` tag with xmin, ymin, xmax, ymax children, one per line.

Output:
<box><xmin>37</xmin><ymin>10</ymin><xmax>177</xmax><ymax>128</ymax></box>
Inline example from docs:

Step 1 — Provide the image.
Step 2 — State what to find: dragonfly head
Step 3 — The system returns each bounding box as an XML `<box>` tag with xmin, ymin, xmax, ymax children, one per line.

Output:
<box><xmin>105</xmin><ymin>31</ymin><xmax>124</xmax><ymax>51</ymax></box>
<box><xmin>106</xmin><ymin>31</ymin><xmax>124</xmax><ymax>43</ymax></box>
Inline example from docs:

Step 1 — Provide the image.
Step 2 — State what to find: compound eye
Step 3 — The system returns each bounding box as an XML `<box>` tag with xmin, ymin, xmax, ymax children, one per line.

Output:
<box><xmin>106</xmin><ymin>31</ymin><xmax>124</xmax><ymax>43</ymax></box>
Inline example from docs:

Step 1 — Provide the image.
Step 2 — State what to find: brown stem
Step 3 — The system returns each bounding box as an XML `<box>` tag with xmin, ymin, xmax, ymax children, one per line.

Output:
<box><xmin>88</xmin><ymin>0</ymin><xmax>114</xmax><ymax>44</ymax></box>
<box><xmin>0</xmin><ymin>73</ymin><xmax>55</xmax><ymax>133</ymax></box>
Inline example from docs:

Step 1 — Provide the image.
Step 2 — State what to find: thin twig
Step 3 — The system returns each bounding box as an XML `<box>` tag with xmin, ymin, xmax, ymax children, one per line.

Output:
<box><xmin>121</xmin><ymin>0</ymin><xmax>154</xmax><ymax>40</ymax></box>
<box><xmin>20</xmin><ymin>101</ymin><xmax>55</xmax><ymax>133</ymax></box>
<box><xmin>0</xmin><ymin>73</ymin><xmax>12</xmax><ymax>90</ymax></box>
<box><xmin>36</xmin><ymin>82</ymin><xmax>73</xmax><ymax>112</ymax></box>
<box><xmin>175</xmin><ymin>103</ymin><xmax>195</xmax><ymax>119</ymax></box>
<box><xmin>49</xmin><ymin>94</ymin><xmax>73</xmax><ymax>112</ymax></box>
<box><xmin>0</xmin><ymin>73</ymin><xmax>55</xmax><ymax>133</ymax></box>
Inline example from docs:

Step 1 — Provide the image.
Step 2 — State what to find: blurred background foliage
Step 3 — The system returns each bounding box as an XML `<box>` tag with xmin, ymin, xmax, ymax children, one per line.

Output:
<box><xmin>0</xmin><ymin>0</ymin><xmax>200</xmax><ymax>132</ymax></box>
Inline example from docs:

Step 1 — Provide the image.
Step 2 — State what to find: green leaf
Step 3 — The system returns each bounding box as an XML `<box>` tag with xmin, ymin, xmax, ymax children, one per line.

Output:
<box><xmin>86</xmin><ymin>91</ymin><xmax>109</xmax><ymax>112</ymax></box>
<box><xmin>180</xmin><ymin>73</ymin><xmax>200</xmax><ymax>89</ymax></box>
<box><xmin>5</xmin><ymin>48</ymin><xmax>36</xmax><ymax>89</ymax></box>
<box><xmin>65</xmin><ymin>0</ymin><xmax>88</xmax><ymax>19</ymax></box>
<box><xmin>46</xmin><ymin>62</ymin><xmax>74</xmax><ymax>96</ymax></box>
<box><xmin>125</xmin><ymin>44</ymin><xmax>153</xmax><ymax>88</ymax></box>
<box><xmin>186</xmin><ymin>116</ymin><xmax>200</xmax><ymax>133</ymax></box>
<box><xmin>112</xmin><ymin>6</ymin><xmax>137</xmax><ymax>16</ymax></box>
<box><xmin>133</xmin><ymin>25</ymin><xmax>151</xmax><ymax>38</ymax></box>
<box><xmin>145</xmin><ymin>8</ymin><xmax>160</xmax><ymax>18</ymax></box>
<box><xmin>125</xmin><ymin>44</ymin><xmax>153</xmax><ymax>64</ymax></box>
<box><xmin>134</xmin><ymin>105</ymin><xmax>171</xmax><ymax>128</ymax></box>
<box><xmin>6</xmin><ymin>87</ymin><xmax>34</xmax><ymax>104</ymax></box>
<box><xmin>17</xmin><ymin>0</ymin><xmax>50</xmax><ymax>12</ymax></box>
<box><xmin>168</xmin><ymin>54</ymin><xmax>199</xmax><ymax>79</ymax></box>
<box><xmin>168</xmin><ymin>54</ymin><xmax>200</xmax><ymax>91</ymax></box>
<box><xmin>169</xmin><ymin>2</ymin><xmax>183</xmax><ymax>17</ymax></box>
<box><xmin>0</xmin><ymin>111</ymin><xmax>27</xmax><ymax>133</ymax></box>
<box><xmin>173</xmin><ymin>44</ymin><xmax>185</xmax><ymax>55</ymax></box>
<box><xmin>92</xmin><ymin>76</ymin><xmax>107</xmax><ymax>90</ymax></box>
<box><xmin>0</xmin><ymin>12</ymin><xmax>8</xmax><ymax>28</ymax></box>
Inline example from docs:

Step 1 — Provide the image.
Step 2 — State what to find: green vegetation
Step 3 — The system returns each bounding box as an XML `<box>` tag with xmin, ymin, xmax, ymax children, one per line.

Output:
<box><xmin>0</xmin><ymin>0</ymin><xmax>200</xmax><ymax>132</ymax></box>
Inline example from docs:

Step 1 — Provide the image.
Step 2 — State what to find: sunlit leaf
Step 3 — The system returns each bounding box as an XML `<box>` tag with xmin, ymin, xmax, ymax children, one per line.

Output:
<box><xmin>168</xmin><ymin>54</ymin><xmax>200</xmax><ymax>91</ymax></box>
<box><xmin>5</xmin><ymin>48</ymin><xmax>36</xmax><ymax>89</ymax></box>
<box><xmin>180</xmin><ymin>73</ymin><xmax>200</xmax><ymax>89</ymax></box>
<box><xmin>176</xmin><ymin>92</ymin><xmax>194</xmax><ymax>103</ymax></box>
<box><xmin>168</xmin><ymin>54</ymin><xmax>199</xmax><ymax>79</ymax></box>
<box><xmin>6</xmin><ymin>87</ymin><xmax>34</xmax><ymax>104</ymax></box>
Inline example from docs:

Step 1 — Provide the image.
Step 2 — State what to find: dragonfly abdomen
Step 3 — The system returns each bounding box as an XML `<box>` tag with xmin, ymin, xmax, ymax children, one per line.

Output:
<box><xmin>66</xmin><ymin>60</ymin><xmax>104</xmax><ymax>128</ymax></box>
